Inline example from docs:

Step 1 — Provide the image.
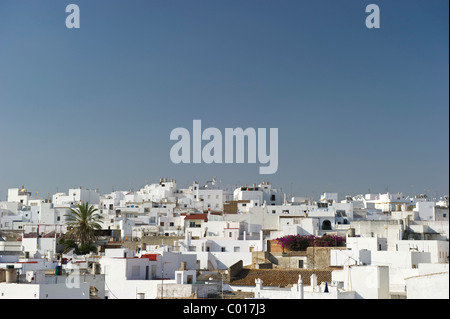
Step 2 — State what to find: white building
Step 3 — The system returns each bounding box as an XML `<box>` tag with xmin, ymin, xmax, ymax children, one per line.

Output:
<box><xmin>99</xmin><ymin>248</ymin><xmax>200</xmax><ymax>299</ymax></box>
<box><xmin>52</xmin><ymin>187</ymin><xmax>100</xmax><ymax>206</ymax></box>
<box><xmin>364</xmin><ymin>192</ymin><xmax>409</xmax><ymax>212</ymax></box>
<box><xmin>414</xmin><ymin>201</ymin><xmax>436</xmax><ymax>221</ymax></box>
<box><xmin>7</xmin><ymin>186</ymin><xmax>33</xmax><ymax>205</ymax></box>
<box><xmin>177</xmin><ymin>227</ymin><xmax>264</xmax><ymax>270</ymax></box>
<box><xmin>332</xmin><ymin>265</ymin><xmax>390</xmax><ymax>299</ymax></box>
<box><xmin>320</xmin><ymin>193</ymin><xmax>338</xmax><ymax>203</ymax></box>
<box><xmin>395</xmin><ymin>240</ymin><xmax>449</xmax><ymax>264</ymax></box>
<box><xmin>233</xmin><ymin>182</ymin><xmax>281</xmax><ymax>206</ymax></box>
<box><xmin>136</xmin><ymin>178</ymin><xmax>177</xmax><ymax>203</ymax></box>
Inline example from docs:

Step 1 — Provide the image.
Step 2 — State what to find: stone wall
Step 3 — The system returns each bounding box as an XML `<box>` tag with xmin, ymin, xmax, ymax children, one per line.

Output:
<box><xmin>307</xmin><ymin>247</ymin><xmax>346</xmax><ymax>269</ymax></box>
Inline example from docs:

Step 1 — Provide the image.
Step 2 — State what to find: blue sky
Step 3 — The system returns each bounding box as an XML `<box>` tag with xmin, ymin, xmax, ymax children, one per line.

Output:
<box><xmin>0</xmin><ymin>0</ymin><xmax>448</xmax><ymax>200</ymax></box>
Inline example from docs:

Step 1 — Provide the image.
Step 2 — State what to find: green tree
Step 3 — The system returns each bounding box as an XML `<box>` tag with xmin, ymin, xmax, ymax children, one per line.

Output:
<box><xmin>64</xmin><ymin>202</ymin><xmax>103</xmax><ymax>248</ymax></box>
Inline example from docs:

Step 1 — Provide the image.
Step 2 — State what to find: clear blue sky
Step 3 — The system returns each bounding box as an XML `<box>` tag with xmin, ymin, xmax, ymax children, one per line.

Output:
<box><xmin>0</xmin><ymin>0</ymin><xmax>448</xmax><ymax>200</ymax></box>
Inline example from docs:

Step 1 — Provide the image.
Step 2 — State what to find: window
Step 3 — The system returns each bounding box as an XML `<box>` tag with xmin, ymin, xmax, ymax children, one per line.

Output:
<box><xmin>229</xmin><ymin>232</ymin><xmax>232</xmax><ymax>237</ymax></box>
<box><xmin>234</xmin><ymin>247</ymin><xmax>240</xmax><ymax>252</ymax></box>
<box><xmin>170</xmin><ymin>222</ymin><xmax>174</xmax><ymax>227</ymax></box>
<box><xmin>271</xmin><ymin>195</ymin><xmax>276</xmax><ymax>201</ymax></box>
<box><xmin>131</xmin><ymin>265</ymin><xmax>140</xmax><ymax>277</ymax></box>
<box><xmin>221</xmin><ymin>247</ymin><xmax>226</xmax><ymax>252</ymax></box>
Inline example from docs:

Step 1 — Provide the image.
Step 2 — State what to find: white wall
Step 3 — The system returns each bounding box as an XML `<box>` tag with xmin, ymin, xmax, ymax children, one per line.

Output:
<box><xmin>346</xmin><ymin>236</ymin><xmax>387</xmax><ymax>251</ymax></box>
<box><xmin>340</xmin><ymin>266</ymin><xmax>390</xmax><ymax>299</ymax></box>
<box><xmin>21</xmin><ymin>237</ymin><xmax>58</xmax><ymax>257</ymax></box>
<box><xmin>389</xmin><ymin>268</ymin><xmax>419</xmax><ymax>293</ymax></box>
<box><xmin>406</xmin><ymin>272</ymin><xmax>449</xmax><ymax>299</ymax></box>
<box><xmin>0</xmin><ymin>282</ymin><xmax>89</xmax><ymax>299</ymax></box>
<box><xmin>395</xmin><ymin>240</ymin><xmax>449</xmax><ymax>263</ymax></box>
<box><xmin>108</xmin><ymin>278</ymin><xmax>176</xmax><ymax>299</ymax></box>
<box><xmin>52</xmin><ymin>188</ymin><xmax>100</xmax><ymax>205</ymax></box>
<box><xmin>417</xmin><ymin>263</ymin><xmax>449</xmax><ymax>275</ymax></box>
<box><xmin>184</xmin><ymin>251</ymin><xmax>253</xmax><ymax>270</ymax></box>
<box><xmin>414</xmin><ymin>201</ymin><xmax>435</xmax><ymax>221</ymax></box>
<box><xmin>330</xmin><ymin>249</ymin><xmax>369</xmax><ymax>266</ymax></box>
<box><xmin>234</xmin><ymin>188</ymin><xmax>263</xmax><ymax>203</ymax></box>
<box><xmin>370</xmin><ymin>251</ymin><xmax>431</xmax><ymax>269</ymax></box>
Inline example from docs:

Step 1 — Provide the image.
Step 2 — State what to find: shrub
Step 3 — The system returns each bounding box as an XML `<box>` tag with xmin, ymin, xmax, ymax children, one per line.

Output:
<box><xmin>76</xmin><ymin>243</ymin><xmax>97</xmax><ymax>255</ymax></box>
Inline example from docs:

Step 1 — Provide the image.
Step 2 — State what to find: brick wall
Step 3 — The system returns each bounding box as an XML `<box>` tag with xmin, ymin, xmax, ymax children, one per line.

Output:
<box><xmin>267</xmin><ymin>240</ymin><xmax>284</xmax><ymax>253</ymax></box>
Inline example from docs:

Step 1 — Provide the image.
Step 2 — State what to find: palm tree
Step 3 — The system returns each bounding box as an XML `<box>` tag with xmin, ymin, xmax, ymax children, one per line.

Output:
<box><xmin>64</xmin><ymin>202</ymin><xmax>103</xmax><ymax>247</ymax></box>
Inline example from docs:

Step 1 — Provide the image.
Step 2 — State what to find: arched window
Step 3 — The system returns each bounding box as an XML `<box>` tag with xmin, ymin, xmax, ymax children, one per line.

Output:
<box><xmin>322</xmin><ymin>220</ymin><xmax>332</xmax><ymax>230</ymax></box>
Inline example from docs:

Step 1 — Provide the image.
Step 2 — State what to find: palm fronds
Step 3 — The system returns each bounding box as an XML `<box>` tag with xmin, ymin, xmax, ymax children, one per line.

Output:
<box><xmin>64</xmin><ymin>202</ymin><xmax>103</xmax><ymax>246</ymax></box>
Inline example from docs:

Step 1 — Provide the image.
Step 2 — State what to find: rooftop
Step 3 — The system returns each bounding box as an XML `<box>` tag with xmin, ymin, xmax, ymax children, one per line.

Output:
<box><xmin>229</xmin><ymin>268</ymin><xmax>334</xmax><ymax>287</ymax></box>
<box><xmin>183</xmin><ymin>213</ymin><xmax>208</xmax><ymax>222</ymax></box>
